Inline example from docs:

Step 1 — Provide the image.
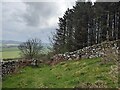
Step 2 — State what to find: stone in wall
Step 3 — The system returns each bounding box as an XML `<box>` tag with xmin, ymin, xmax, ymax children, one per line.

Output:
<box><xmin>1</xmin><ymin>59</ymin><xmax>34</xmax><ymax>77</ymax></box>
<box><xmin>101</xmin><ymin>40</ymin><xmax>119</xmax><ymax>64</ymax></box>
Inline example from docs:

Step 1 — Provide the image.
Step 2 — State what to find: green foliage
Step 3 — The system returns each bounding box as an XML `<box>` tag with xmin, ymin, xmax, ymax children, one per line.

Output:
<box><xmin>2</xmin><ymin>58</ymin><xmax>118</xmax><ymax>88</ymax></box>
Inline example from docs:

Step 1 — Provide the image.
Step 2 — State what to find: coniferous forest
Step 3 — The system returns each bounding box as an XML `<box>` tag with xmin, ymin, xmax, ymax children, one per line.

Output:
<box><xmin>52</xmin><ymin>2</ymin><xmax>120</xmax><ymax>54</ymax></box>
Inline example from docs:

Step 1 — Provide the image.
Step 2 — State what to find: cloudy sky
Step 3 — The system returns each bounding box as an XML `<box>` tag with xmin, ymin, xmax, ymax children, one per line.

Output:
<box><xmin>2</xmin><ymin>0</ymin><xmax>78</xmax><ymax>43</ymax></box>
<box><xmin>1</xmin><ymin>0</ymin><xmax>120</xmax><ymax>43</ymax></box>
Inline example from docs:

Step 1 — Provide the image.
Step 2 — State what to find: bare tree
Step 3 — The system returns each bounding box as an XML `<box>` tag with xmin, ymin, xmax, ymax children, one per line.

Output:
<box><xmin>18</xmin><ymin>38</ymin><xmax>43</xmax><ymax>59</ymax></box>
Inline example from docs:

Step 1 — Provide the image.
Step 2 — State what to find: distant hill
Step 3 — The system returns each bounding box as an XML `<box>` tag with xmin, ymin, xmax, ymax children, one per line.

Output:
<box><xmin>0</xmin><ymin>40</ymin><xmax>22</xmax><ymax>45</ymax></box>
<box><xmin>0</xmin><ymin>40</ymin><xmax>51</xmax><ymax>50</ymax></box>
<box><xmin>0</xmin><ymin>40</ymin><xmax>51</xmax><ymax>46</ymax></box>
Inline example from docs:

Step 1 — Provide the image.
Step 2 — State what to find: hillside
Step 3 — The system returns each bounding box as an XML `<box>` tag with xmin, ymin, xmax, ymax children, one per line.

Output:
<box><xmin>2</xmin><ymin>58</ymin><xmax>118</xmax><ymax>88</ymax></box>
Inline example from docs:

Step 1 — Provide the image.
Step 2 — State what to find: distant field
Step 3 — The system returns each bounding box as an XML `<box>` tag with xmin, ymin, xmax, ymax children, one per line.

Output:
<box><xmin>1</xmin><ymin>51</ymin><xmax>20</xmax><ymax>59</ymax></box>
<box><xmin>0</xmin><ymin>47</ymin><xmax>50</xmax><ymax>59</ymax></box>
<box><xmin>0</xmin><ymin>47</ymin><xmax>20</xmax><ymax>59</ymax></box>
<box><xmin>2</xmin><ymin>47</ymin><xmax>19</xmax><ymax>51</ymax></box>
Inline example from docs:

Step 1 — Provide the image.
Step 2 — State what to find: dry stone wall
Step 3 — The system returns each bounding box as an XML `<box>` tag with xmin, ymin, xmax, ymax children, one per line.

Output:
<box><xmin>1</xmin><ymin>59</ymin><xmax>35</xmax><ymax>77</ymax></box>
<box><xmin>51</xmin><ymin>40</ymin><xmax>120</xmax><ymax>65</ymax></box>
<box><xmin>1</xmin><ymin>40</ymin><xmax>119</xmax><ymax>76</ymax></box>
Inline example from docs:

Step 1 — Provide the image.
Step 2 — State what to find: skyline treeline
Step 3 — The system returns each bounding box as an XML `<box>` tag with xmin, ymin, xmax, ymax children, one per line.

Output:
<box><xmin>52</xmin><ymin>1</ymin><xmax>120</xmax><ymax>54</ymax></box>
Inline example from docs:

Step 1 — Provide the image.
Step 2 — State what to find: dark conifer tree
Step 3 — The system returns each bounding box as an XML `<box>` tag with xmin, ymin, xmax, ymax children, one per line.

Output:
<box><xmin>52</xmin><ymin>1</ymin><xmax>120</xmax><ymax>54</ymax></box>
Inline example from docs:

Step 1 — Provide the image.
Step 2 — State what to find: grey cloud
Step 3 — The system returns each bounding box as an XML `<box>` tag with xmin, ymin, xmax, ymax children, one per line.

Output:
<box><xmin>23</xmin><ymin>2</ymin><xmax>58</xmax><ymax>26</ymax></box>
<box><xmin>2</xmin><ymin>2</ymin><xmax>75</xmax><ymax>43</ymax></box>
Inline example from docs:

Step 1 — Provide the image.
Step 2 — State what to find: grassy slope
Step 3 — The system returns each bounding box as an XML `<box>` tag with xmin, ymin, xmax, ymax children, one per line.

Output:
<box><xmin>2</xmin><ymin>58</ymin><xmax>118</xmax><ymax>88</ymax></box>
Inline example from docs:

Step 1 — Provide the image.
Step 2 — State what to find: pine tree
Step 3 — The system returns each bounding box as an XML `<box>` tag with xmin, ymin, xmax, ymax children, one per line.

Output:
<box><xmin>52</xmin><ymin>1</ymin><xmax>120</xmax><ymax>54</ymax></box>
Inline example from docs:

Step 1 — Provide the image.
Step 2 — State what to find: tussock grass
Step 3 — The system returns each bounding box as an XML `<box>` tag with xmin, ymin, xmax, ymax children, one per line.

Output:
<box><xmin>2</xmin><ymin>58</ymin><xmax>118</xmax><ymax>88</ymax></box>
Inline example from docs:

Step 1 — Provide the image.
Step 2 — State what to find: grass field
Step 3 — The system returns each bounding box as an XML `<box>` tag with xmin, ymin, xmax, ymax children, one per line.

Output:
<box><xmin>2</xmin><ymin>47</ymin><xmax>19</xmax><ymax>51</ymax></box>
<box><xmin>2</xmin><ymin>58</ymin><xmax>118</xmax><ymax>88</ymax></box>
<box><xmin>0</xmin><ymin>47</ymin><xmax>20</xmax><ymax>59</ymax></box>
<box><xmin>0</xmin><ymin>47</ymin><xmax>50</xmax><ymax>59</ymax></box>
<box><xmin>1</xmin><ymin>51</ymin><xmax>20</xmax><ymax>59</ymax></box>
